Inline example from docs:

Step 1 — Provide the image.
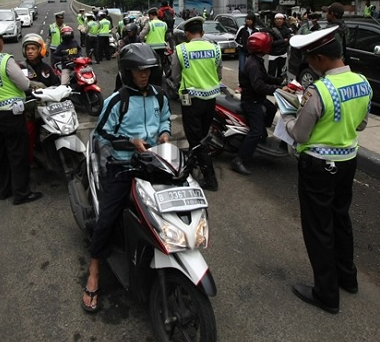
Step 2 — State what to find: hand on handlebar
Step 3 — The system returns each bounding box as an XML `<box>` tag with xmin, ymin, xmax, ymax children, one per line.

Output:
<box><xmin>131</xmin><ymin>138</ymin><xmax>148</xmax><ymax>152</ymax></box>
<box><xmin>158</xmin><ymin>133</ymin><xmax>170</xmax><ymax>144</ymax></box>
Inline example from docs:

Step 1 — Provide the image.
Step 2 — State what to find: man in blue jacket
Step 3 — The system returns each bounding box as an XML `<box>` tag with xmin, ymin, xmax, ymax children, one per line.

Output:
<box><xmin>81</xmin><ymin>43</ymin><xmax>171</xmax><ymax>313</ymax></box>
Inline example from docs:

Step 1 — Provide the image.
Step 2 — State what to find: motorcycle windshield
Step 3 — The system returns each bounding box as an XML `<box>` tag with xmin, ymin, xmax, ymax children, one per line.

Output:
<box><xmin>149</xmin><ymin>143</ymin><xmax>184</xmax><ymax>172</ymax></box>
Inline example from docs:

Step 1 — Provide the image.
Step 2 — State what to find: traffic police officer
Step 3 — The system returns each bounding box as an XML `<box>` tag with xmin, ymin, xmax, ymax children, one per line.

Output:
<box><xmin>284</xmin><ymin>26</ymin><xmax>372</xmax><ymax>314</ymax></box>
<box><xmin>97</xmin><ymin>11</ymin><xmax>111</xmax><ymax>62</ymax></box>
<box><xmin>139</xmin><ymin>7</ymin><xmax>167</xmax><ymax>67</ymax></box>
<box><xmin>77</xmin><ymin>9</ymin><xmax>86</xmax><ymax>47</ymax></box>
<box><xmin>85</xmin><ymin>12</ymin><xmax>99</xmax><ymax>62</ymax></box>
<box><xmin>46</xmin><ymin>11</ymin><xmax>65</xmax><ymax>65</ymax></box>
<box><xmin>171</xmin><ymin>17</ymin><xmax>222</xmax><ymax>191</ymax></box>
<box><xmin>0</xmin><ymin>33</ymin><xmax>42</xmax><ymax>205</ymax></box>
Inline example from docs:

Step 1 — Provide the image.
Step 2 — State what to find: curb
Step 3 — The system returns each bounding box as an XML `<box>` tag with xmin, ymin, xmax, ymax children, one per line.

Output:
<box><xmin>357</xmin><ymin>147</ymin><xmax>380</xmax><ymax>180</ymax></box>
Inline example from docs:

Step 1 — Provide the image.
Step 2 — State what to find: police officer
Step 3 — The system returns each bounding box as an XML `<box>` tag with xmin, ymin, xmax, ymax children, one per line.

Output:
<box><xmin>284</xmin><ymin>26</ymin><xmax>372</xmax><ymax>314</ymax></box>
<box><xmin>85</xmin><ymin>12</ymin><xmax>99</xmax><ymax>61</ymax></box>
<box><xmin>0</xmin><ymin>34</ymin><xmax>42</xmax><ymax>205</ymax></box>
<box><xmin>139</xmin><ymin>7</ymin><xmax>167</xmax><ymax>67</ymax></box>
<box><xmin>171</xmin><ymin>17</ymin><xmax>222</xmax><ymax>191</ymax></box>
<box><xmin>77</xmin><ymin>9</ymin><xmax>86</xmax><ymax>48</ymax></box>
<box><xmin>46</xmin><ymin>11</ymin><xmax>65</xmax><ymax>66</ymax></box>
<box><xmin>97</xmin><ymin>11</ymin><xmax>111</xmax><ymax>63</ymax></box>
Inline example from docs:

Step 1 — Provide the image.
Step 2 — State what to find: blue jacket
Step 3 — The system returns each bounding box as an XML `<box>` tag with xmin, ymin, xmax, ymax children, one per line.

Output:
<box><xmin>95</xmin><ymin>85</ymin><xmax>171</xmax><ymax>161</ymax></box>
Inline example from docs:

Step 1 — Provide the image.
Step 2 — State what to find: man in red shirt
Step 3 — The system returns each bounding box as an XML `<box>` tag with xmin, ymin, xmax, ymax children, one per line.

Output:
<box><xmin>157</xmin><ymin>1</ymin><xmax>175</xmax><ymax>49</ymax></box>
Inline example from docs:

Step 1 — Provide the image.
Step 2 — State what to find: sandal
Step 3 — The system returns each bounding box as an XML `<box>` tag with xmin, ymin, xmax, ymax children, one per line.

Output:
<box><xmin>81</xmin><ymin>287</ymin><xmax>100</xmax><ymax>313</ymax></box>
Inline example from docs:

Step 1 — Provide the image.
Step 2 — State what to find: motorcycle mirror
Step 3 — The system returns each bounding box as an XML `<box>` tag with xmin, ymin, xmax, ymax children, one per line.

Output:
<box><xmin>111</xmin><ymin>139</ymin><xmax>135</xmax><ymax>151</ymax></box>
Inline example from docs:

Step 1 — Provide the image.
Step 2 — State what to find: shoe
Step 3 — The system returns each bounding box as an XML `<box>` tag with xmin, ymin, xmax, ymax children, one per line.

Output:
<box><xmin>235</xmin><ymin>87</ymin><xmax>242</xmax><ymax>94</ymax></box>
<box><xmin>231</xmin><ymin>157</ymin><xmax>252</xmax><ymax>175</ymax></box>
<box><xmin>81</xmin><ymin>287</ymin><xmax>100</xmax><ymax>313</ymax></box>
<box><xmin>13</xmin><ymin>192</ymin><xmax>43</xmax><ymax>205</ymax></box>
<box><xmin>340</xmin><ymin>284</ymin><xmax>358</xmax><ymax>294</ymax></box>
<box><xmin>199</xmin><ymin>179</ymin><xmax>218</xmax><ymax>191</ymax></box>
<box><xmin>292</xmin><ymin>283</ymin><xmax>339</xmax><ymax>314</ymax></box>
<box><xmin>0</xmin><ymin>192</ymin><xmax>11</xmax><ymax>200</ymax></box>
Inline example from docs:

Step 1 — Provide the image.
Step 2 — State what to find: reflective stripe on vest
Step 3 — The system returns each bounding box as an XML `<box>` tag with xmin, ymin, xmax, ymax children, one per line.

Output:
<box><xmin>146</xmin><ymin>20</ymin><xmax>166</xmax><ymax>49</ymax></box>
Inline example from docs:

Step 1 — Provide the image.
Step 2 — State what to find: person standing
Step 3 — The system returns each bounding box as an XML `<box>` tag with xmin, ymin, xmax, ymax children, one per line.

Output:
<box><xmin>234</xmin><ymin>13</ymin><xmax>258</xmax><ymax>94</ymax></box>
<box><xmin>363</xmin><ymin>0</ymin><xmax>375</xmax><ymax>17</ymax></box>
<box><xmin>285</xmin><ymin>27</ymin><xmax>372</xmax><ymax>314</ymax></box>
<box><xmin>19</xmin><ymin>34</ymin><xmax>60</xmax><ymax>164</ymax></box>
<box><xmin>231</xmin><ymin>32</ymin><xmax>285</xmax><ymax>175</ymax></box>
<box><xmin>81</xmin><ymin>43</ymin><xmax>171</xmax><ymax>312</ymax></box>
<box><xmin>140</xmin><ymin>7</ymin><xmax>167</xmax><ymax>67</ymax></box>
<box><xmin>268</xmin><ymin>13</ymin><xmax>291</xmax><ymax>78</ymax></box>
<box><xmin>46</xmin><ymin>11</ymin><xmax>65</xmax><ymax>66</ymax></box>
<box><xmin>0</xmin><ymin>34</ymin><xmax>43</xmax><ymax>205</ymax></box>
<box><xmin>157</xmin><ymin>1</ymin><xmax>175</xmax><ymax>50</ymax></box>
<box><xmin>97</xmin><ymin>11</ymin><xmax>111</xmax><ymax>63</ymax></box>
<box><xmin>171</xmin><ymin>17</ymin><xmax>222</xmax><ymax>191</ymax></box>
<box><xmin>85</xmin><ymin>12</ymin><xmax>99</xmax><ymax>62</ymax></box>
<box><xmin>321</xmin><ymin>2</ymin><xmax>350</xmax><ymax>62</ymax></box>
<box><xmin>77</xmin><ymin>9</ymin><xmax>86</xmax><ymax>48</ymax></box>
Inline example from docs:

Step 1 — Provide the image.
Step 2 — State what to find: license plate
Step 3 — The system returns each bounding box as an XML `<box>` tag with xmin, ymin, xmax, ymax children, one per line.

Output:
<box><xmin>47</xmin><ymin>100</ymin><xmax>74</xmax><ymax>115</ymax></box>
<box><xmin>154</xmin><ymin>187</ymin><xmax>208</xmax><ymax>213</ymax></box>
<box><xmin>224</xmin><ymin>48</ymin><xmax>236</xmax><ymax>54</ymax></box>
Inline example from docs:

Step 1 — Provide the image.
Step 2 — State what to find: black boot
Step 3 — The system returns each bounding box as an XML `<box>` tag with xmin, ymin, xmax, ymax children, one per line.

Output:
<box><xmin>197</xmin><ymin>147</ymin><xmax>218</xmax><ymax>191</ymax></box>
<box><xmin>231</xmin><ymin>157</ymin><xmax>251</xmax><ymax>175</ymax></box>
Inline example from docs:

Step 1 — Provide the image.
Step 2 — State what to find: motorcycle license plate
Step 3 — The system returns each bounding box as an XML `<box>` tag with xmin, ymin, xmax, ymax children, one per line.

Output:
<box><xmin>154</xmin><ymin>187</ymin><xmax>208</xmax><ymax>213</ymax></box>
<box><xmin>47</xmin><ymin>100</ymin><xmax>74</xmax><ymax>115</ymax></box>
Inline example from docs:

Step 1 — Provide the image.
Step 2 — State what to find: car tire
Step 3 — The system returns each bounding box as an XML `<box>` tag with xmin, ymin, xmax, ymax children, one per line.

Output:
<box><xmin>299</xmin><ymin>67</ymin><xmax>318</xmax><ymax>89</ymax></box>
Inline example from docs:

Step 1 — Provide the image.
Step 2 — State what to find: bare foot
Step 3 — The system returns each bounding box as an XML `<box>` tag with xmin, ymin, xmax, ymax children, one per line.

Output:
<box><xmin>82</xmin><ymin>259</ymin><xmax>100</xmax><ymax>312</ymax></box>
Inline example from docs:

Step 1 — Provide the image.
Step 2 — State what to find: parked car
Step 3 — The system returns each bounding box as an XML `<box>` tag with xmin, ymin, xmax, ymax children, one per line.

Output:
<box><xmin>60</xmin><ymin>0</ymin><xmax>67</xmax><ymax>2</ymax></box>
<box><xmin>213</xmin><ymin>13</ymin><xmax>268</xmax><ymax>34</ymax></box>
<box><xmin>0</xmin><ymin>9</ymin><xmax>22</xmax><ymax>43</ymax></box>
<box><xmin>288</xmin><ymin>18</ymin><xmax>380</xmax><ymax>114</ymax></box>
<box><xmin>48</xmin><ymin>0</ymin><xmax>55</xmax><ymax>2</ymax></box>
<box><xmin>14</xmin><ymin>7</ymin><xmax>33</xmax><ymax>27</ymax></box>
<box><xmin>173</xmin><ymin>20</ymin><xmax>238</xmax><ymax>57</ymax></box>
<box><xmin>19</xmin><ymin>1</ymin><xmax>38</xmax><ymax>20</ymax></box>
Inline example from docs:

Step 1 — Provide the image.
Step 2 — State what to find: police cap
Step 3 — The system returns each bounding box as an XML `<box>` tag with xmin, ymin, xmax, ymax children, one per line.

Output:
<box><xmin>184</xmin><ymin>16</ymin><xmax>205</xmax><ymax>32</ymax></box>
<box><xmin>290</xmin><ymin>26</ymin><xmax>339</xmax><ymax>54</ymax></box>
<box><xmin>54</xmin><ymin>11</ymin><xmax>65</xmax><ymax>19</ymax></box>
<box><xmin>148</xmin><ymin>7</ymin><xmax>158</xmax><ymax>15</ymax></box>
<box><xmin>322</xmin><ymin>2</ymin><xmax>344</xmax><ymax>17</ymax></box>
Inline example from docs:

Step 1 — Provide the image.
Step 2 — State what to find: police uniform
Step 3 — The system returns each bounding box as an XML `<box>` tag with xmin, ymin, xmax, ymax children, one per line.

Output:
<box><xmin>171</xmin><ymin>17</ymin><xmax>222</xmax><ymax>191</ymax></box>
<box><xmin>285</xmin><ymin>27</ymin><xmax>372</xmax><ymax>313</ymax></box>
<box><xmin>47</xmin><ymin>11</ymin><xmax>65</xmax><ymax>65</ymax></box>
<box><xmin>77</xmin><ymin>9</ymin><xmax>86</xmax><ymax>47</ymax></box>
<box><xmin>0</xmin><ymin>35</ymin><xmax>42</xmax><ymax>205</ymax></box>
<box><xmin>97</xmin><ymin>13</ymin><xmax>111</xmax><ymax>62</ymax></box>
<box><xmin>139</xmin><ymin>8</ymin><xmax>167</xmax><ymax>66</ymax></box>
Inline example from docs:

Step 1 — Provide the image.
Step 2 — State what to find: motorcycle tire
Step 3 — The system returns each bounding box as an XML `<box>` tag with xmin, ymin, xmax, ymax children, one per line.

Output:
<box><xmin>85</xmin><ymin>90</ymin><xmax>104</xmax><ymax>117</ymax></box>
<box><xmin>150</xmin><ymin>270</ymin><xmax>217</xmax><ymax>342</ymax></box>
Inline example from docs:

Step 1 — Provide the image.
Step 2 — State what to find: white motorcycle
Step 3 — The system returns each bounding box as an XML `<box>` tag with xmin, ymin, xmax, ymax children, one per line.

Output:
<box><xmin>31</xmin><ymin>85</ymin><xmax>86</xmax><ymax>180</ymax></box>
<box><xmin>68</xmin><ymin>135</ymin><xmax>217</xmax><ymax>342</ymax></box>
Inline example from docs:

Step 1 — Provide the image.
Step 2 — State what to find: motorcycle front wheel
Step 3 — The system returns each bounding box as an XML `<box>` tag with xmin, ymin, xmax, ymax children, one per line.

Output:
<box><xmin>150</xmin><ymin>271</ymin><xmax>217</xmax><ymax>342</ymax></box>
<box><xmin>85</xmin><ymin>90</ymin><xmax>104</xmax><ymax>117</ymax></box>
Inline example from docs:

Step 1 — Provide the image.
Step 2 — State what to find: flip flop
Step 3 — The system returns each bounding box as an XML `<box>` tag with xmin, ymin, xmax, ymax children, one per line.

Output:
<box><xmin>81</xmin><ymin>287</ymin><xmax>100</xmax><ymax>313</ymax></box>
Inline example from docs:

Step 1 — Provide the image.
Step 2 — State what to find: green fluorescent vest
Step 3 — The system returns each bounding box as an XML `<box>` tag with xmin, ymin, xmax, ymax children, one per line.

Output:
<box><xmin>98</xmin><ymin>18</ymin><xmax>111</xmax><ymax>36</ymax></box>
<box><xmin>49</xmin><ymin>23</ymin><xmax>64</xmax><ymax>49</ymax></box>
<box><xmin>87</xmin><ymin>21</ymin><xmax>98</xmax><ymax>36</ymax></box>
<box><xmin>297</xmin><ymin>72</ymin><xmax>372</xmax><ymax>161</ymax></box>
<box><xmin>0</xmin><ymin>54</ymin><xmax>26</xmax><ymax>111</ymax></box>
<box><xmin>176</xmin><ymin>41</ymin><xmax>221</xmax><ymax>100</ymax></box>
<box><xmin>77</xmin><ymin>14</ymin><xmax>85</xmax><ymax>25</ymax></box>
<box><xmin>146</xmin><ymin>19</ymin><xmax>167</xmax><ymax>49</ymax></box>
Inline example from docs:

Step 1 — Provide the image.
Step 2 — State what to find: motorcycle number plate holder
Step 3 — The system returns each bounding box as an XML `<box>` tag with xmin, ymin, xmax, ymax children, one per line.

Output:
<box><xmin>154</xmin><ymin>186</ymin><xmax>208</xmax><ymax>213</ymax></box>
<box><xmin>47</xmin><ymin>100</ymin><xmax>75</xmax><ymax>115</ymax></box>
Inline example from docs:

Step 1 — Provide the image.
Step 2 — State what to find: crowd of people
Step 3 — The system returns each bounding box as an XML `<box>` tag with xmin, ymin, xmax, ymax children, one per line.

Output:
<box><xmin>0</xmin><ymin>1</ymin><xmax>372</xmax><ymax>318</ymax></box>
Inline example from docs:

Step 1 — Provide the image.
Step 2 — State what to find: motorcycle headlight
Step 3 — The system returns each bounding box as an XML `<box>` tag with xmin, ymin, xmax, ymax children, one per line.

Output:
<box><xmin>194</xmin><ymin>210</ymin><xmax>209</xmax><ymax>248</ymax></box>
<box><xmin>61</xmin><ymin>125</ymin><xmax>75</xmax><ymax>135</ymax></box>
<box><xmin>151</xmin><ymin>212</ymin><xmax>187</xmax><ymax>253</ymax></box>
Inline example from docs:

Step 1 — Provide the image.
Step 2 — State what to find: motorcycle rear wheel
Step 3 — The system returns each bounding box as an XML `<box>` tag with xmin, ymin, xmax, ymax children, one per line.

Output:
<box><xmin>85</xmin><ymin>90</ymin><xmax>104</xmax><ymax>117</ymax></box>
<box><xmin>150</xmin><ymin>271</ymin><xmax>217</xmax><ymax>342</ymax></box>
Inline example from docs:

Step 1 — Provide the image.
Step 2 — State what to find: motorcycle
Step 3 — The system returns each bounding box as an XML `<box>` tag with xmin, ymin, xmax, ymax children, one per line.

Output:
<box><xmin>208</xmin><ymin>85</ymin><xmax>290</xmax><ymax>158</ymax></box>
<box><xmin>30</xmin><ymin>85</ymin><xmax>86</xmax><ymax>181</ymax></box>
<box><xmin>68</xmin><ymin>135</ymin><xmax>217</xmax><ymax>342</ymax></box>
<box><xmin>54</xmin><ymin>57</ymin><xmax>104</xmax><ymax>117</ymax></box>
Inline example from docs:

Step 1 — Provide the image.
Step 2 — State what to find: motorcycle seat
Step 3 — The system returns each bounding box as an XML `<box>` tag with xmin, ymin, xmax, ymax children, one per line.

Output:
<box><xmin>216</xmin><ymin>94</ymin><xmax>245</xmax><ymax>116</ymax></box>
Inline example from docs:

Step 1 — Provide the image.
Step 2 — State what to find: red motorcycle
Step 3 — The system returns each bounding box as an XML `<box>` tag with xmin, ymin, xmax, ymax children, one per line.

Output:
<box><xmin>54</xmin><ymin>57</ymin><xmax>104</xmax><ymax>116</ymax></box>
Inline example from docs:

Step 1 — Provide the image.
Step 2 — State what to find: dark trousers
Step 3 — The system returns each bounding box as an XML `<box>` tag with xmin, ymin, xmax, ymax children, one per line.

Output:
<box><xmin>181</xmin><ymin>97</ymin><xmax>216</xmax><ymax>182</ymax></box>
<box><xmin>90</xmin><ymin>166</ymin><xmax>132</xmax><ymax>259</ymax></box>
<box><xmin>86</xmin><ymin>36</ymin><xmax>99</xmax><ymax>61</ymax></box>
<box><xmin>298</xmin><ymin>153</ymin><xmax>358</xmax><ymax>307</ymax></box>
<box><xmin>0</xmin><ymin>113</ymin><xmax>31</xmax><ymax>201</ymax></box>
<box><xmin>97</xmin><ymin>36</ymin><xmax>110</xmax><ymax>61</ymax></box>
<box><xmin>238</xmin><ymin>99</ymin><xmax>277</xmax><ymax>159</ymax></box>
<box><xmin>268</xmin><ymin>56</ymin><xmax>286</xmax><ymax>78</ymax></box>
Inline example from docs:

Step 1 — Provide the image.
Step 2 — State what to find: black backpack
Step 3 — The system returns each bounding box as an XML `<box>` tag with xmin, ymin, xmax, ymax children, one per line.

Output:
<box><xmin>163</xmin><ymin>9</ymin><xmax>175</xmax><ymax>29</ymax></box>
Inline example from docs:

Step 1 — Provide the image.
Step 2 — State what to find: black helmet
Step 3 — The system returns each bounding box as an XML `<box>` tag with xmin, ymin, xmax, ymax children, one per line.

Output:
<box><xmin>125</xmin><ymin>23</ymin><xmax>138</xmax><ymax>33</ymax></box>
<box><xmin>118</xmin><ymin>43</ymin><xmax>161</xmax><ymax>86</ymax></box>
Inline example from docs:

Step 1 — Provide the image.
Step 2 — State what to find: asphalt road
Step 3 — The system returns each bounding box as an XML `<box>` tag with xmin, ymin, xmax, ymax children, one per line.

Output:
<box><xmin>1</xmin><ymin>2</ymin><xmax>380</xmax><ymax>342</ymax></box>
